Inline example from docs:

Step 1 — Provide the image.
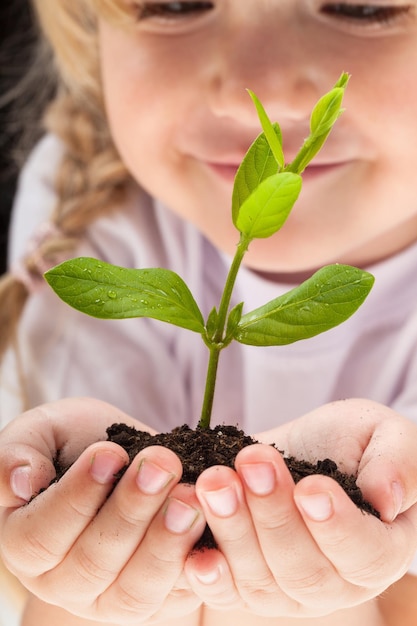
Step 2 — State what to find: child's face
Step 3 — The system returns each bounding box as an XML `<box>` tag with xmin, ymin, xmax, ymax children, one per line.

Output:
<box><xmin>98</xmin><ymin>1</ymin><xmax>417</xmax><ymax>274</ymax></box>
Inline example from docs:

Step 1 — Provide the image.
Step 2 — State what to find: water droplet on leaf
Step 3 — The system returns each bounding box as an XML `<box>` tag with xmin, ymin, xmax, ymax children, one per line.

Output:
<box><xmin>107</xmin><ymin>290</ymin><xmax>117</xmax><ymax>299</ymax></box>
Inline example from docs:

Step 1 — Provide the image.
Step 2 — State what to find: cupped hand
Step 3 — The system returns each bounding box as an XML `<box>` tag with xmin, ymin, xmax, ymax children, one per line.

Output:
<box><xmin>0</xmin><ymin>398</ymin><xmax>206</xmax><ymax>624</ymax></box>
<box><xmin>184</xmin><ymin>399</ymin><xmax>417</xmax><ymax>618</ymax></box>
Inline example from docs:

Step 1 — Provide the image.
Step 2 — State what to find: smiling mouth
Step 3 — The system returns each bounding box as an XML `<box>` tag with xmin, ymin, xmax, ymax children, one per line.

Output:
<box><xmin>207</xmin><ymin>160</ymin><xmax>351</xmax><ymax>184</ymax></box>
<box><xmin>206</xmin><ymin>162</ymin><xmax>241</xmax><ymax>183</ymax></box>
<box><xmin>301</xmin><ymin>161</ymin><xmax>351</xmax><ymax>180</ymax></box>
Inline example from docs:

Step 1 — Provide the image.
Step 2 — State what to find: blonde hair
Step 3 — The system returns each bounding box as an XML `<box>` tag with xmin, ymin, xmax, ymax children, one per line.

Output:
<box><xmin>0</xmin><ymin>0</ymin><xmax>134</xmax><ymax>366</ymax></box>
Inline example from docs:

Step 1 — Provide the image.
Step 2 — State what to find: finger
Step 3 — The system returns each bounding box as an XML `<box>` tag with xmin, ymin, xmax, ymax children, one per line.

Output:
<box><xmin>258</xmin><ymin>399</ymin><xmax>417</xmax><ymax>524</ymax></box>
<box><xmin>294</xmin><ymin>474</ymin><xmax>417</xmax><ymax>591</ymax></box>
<box><xmin>185</xmin><ymin>548</ymin><xmax>242</xmax><ymax>611</ymax></box>
<box><xmin>0</xmin><ymin>398</ymin><xmax>149</xmax><ymax>507</ymax></box>
<box><xmin>234</xmin><ymin>444</ymin><xmax>348</xmax><ymax>614</ymax></box>
<box><xmin>257</xmin><ymin>399</ymin><xmax>406</xmax><ymax>478</ymax></box>
<box><xmin>195</xmin><ymin>464</ymin><xmax>297</xmax><ymax>615</ymax></box>
<box><xmin>3</xmin><ymin>452</ymin><xmax>56</xmax><ymax>507</ymax></box>
<box><xmin>95</xmin><ymin>483</ymin><xmax>206</xmax><ymax>624</ymax></box>
<box><xmin>255</xmin><ymin>398</ymin><xmax>380</xmax><ymax>473</ymax></box>
<box><xmin>45</xmin><ymin>446</ymin><xmax>183</xmax><ymax>603</ymax></box>
<box><xmin>354</xmin><ymin>405</ymin><xmax>417</xmax><ymax>522</ymax></box>
<box><xmin>1</xmin><ymin>441</ymin><xmax>129</xmax><ymax>581</ymax></box>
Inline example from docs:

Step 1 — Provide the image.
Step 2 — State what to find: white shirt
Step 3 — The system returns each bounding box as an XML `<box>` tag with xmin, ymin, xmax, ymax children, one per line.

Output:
<box><xmin>2</xmin><ymin>136</ymin><xmax>417</xmax><ymax>575</ymax></box>
<box><xmin>3</xmin><ymin>134</ymin><xmax>417</xmax><ymax>433</ymax></box>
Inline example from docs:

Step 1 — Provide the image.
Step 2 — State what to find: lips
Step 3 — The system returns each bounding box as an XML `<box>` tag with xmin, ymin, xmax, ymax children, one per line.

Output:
<box><xmin>301</xmin><ymin>161</ymin><xmax>352</xmax><ymax>181</ymax></box>
<box><xmin>205</xmin><ymin>161</ymin><xmax>241</xmax><ymax>183</ymax></box>
<box><xmin>206</xmin><ymin>159</ymin><xmax>351</xmax><ymax>185</ymax></box>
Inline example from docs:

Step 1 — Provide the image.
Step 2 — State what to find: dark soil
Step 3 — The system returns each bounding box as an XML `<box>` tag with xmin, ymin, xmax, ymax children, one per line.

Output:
<box><xmin>50</xmin><ymin>423</ymin><xmax>379</xmax><ymax>550</ymax></box>
<box><xmin>103</xmin><ymin>422</ymin><xmax>380</xmax><ymax>549</ymax></box>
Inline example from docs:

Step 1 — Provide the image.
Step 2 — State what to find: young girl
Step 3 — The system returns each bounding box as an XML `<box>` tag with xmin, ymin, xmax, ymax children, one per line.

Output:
<box><xmin>1</xmin><ymin>1</ymin><xmax>417</xmax><ymax>624</ymax></box>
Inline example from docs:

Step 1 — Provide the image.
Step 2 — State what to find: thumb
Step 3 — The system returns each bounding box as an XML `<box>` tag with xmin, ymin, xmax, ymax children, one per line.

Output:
<box><xmin>0</xmin><ymin>447</ymin><xmax>56</xmax><ymax>507</ymax></box>
<box><xmin>0</xmin><ymin>397</ymin><xmax>145</xmax><ymax>507</ymax></box>
<box><xmin>356</xmin><ymin>406</ymin><xmax>417</xmax><ymax>523</ymax></box>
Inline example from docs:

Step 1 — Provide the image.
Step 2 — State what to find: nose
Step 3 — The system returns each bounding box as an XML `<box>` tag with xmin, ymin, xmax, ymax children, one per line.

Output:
<box><xmin>206</xmin><ymin>17</ymin><xmax>329</xmax><ymax>133</ymax></box>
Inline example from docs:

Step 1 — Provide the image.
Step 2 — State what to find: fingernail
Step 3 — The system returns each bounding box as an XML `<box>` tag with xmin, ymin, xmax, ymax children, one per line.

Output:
<box><xmin>136</xmin><ymin>459</ymin><xmax>175</xmax><ymax>495</ymax></box>
<box><xmin>90</xmin><ymin>451</ymin><xmax>126</xmax><ymax>484</ymax></box>
<box><xmin>195</xmin><ymin>565</ymin><xmax>222</xmax><ymax>585</ymax></box>
<box><xmin>10</xmin><ymin>466</ymin><xmax>32</xmax><ymax>501</ymax></box>
<box><xmin>390</xmin><ymin>481</ymin><xmax>404</xmax><ymax>522</ymax></box>
<box><xmin>297</xmin><ymin>492</ymin><xmax>333</xmax><ymax>521</ymax></box>
<box><xmin>164</xmin><ymin>497</ymin><xmax>200</xmax><ymax>534</ymax></box>
<box><xmin>240</xmin><ymin>462</ymin><xmax>276</xmax><ymax>496</ymax></box>
<box><xmin>202</xmin><ymin>485</ymin><xmax>239</xmax><ymax>518</ymax></box>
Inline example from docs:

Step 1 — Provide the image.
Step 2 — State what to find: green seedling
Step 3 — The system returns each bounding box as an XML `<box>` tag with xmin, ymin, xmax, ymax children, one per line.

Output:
<box><xmin>45</xmin><ymin>73</ymin><xmax>374</xmax><ymax>429</ymax></box>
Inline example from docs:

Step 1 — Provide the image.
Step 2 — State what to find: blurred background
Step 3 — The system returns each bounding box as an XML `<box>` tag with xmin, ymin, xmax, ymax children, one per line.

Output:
<box><xmin>0</xmin><ymin>4</ymin><xmax>37</xmax><ymax>624</ymax></box>
<box><xmin>0</xmin><ymin>1</ymin><xmax>39</xmax><ymax>276</ymax></box>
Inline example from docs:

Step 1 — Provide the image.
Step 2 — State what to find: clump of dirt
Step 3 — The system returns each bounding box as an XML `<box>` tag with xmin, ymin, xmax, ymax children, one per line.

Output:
<box><xmin>50</xmin><ymin>423</ymin><xmax>379</xmax><ymax>549</ymax></box>
<box><xmin>102</xmin><ymin>422</ymin><xmax>380</xmax><ymax>549</ymax></box>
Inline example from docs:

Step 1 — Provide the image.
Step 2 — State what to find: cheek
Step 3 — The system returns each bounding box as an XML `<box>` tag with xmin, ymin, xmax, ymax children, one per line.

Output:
<box><xmin>347</xmin><ymin>57</ymin><xmax>417</xmax><ymax>155</ymax></box>
<box><xmin>99</xmin><ymin>27</ymin><xmax>165</xmax><ymax>156</ymax></box>
<box><xmin>103</xmin><ymin>73</ymin><xmax>169</xmax><ymax>183</ymax></box>
<box><xmin>101</xmin><ymin>68</ymin><xmax>185</xmax><ymax>185</ymax></box>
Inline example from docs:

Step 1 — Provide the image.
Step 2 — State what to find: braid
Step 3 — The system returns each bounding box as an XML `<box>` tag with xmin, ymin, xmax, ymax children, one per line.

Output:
<box><xmin>46</xmin><ymin>94</ymin><xmax>129</xmax><ymax>236</ymax></box>
<box><xmin>0</xmin><ymin>277</ymin><xmax>28</xmax><ymax>361</ymax></box>
<box><xmin>0</xmin><ymin>95</ymin><xmax>131</xmax><ymax>365</ymax></box>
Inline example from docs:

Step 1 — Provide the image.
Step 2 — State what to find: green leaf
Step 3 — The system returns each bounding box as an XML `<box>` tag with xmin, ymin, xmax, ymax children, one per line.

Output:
<box><xmin>333</xmin><ymin>71</ymin><xmax>350</xmax><ymax>89</ymax></box>
<box><xmin>232</xmin><ymin>127</ymin><xmax>282</xmax><ymax>225</ymax></box>
<box><xmin>225</xmin><ymin>302</ymin><xmax>244</xmax><ymax>342</ymax></box>
<box><xmin>247</xmin><ymin>90</ymin><xmax>284</xmax><ymax>168</ymax></box>
<box><xmin>234</xmin><ymin>265</ymin><xmax>374</xmax><ymax>346</ymax></box>
<box><xmin>205</xmin><ymin>306</ymin><xmax>219</xmax><ymax>340</ymax></box>
<box><xmin>285</xmin><ymin>73</ymin><xmax>349</xmax><ymax>175</ymax></box>
<box><xmin>310</xmin><ymin>87</ymin><xmax>345</xmax><ymax>137</ymax></box>
<box><xmin>235</xmin><ymin>172</ymin><xmax>302</xmax><ymax>239</ymax></box>
<box><xmin>44</xmin><ymin>257</ymin><xmax>205</xmax><ymax>333</ymax></box>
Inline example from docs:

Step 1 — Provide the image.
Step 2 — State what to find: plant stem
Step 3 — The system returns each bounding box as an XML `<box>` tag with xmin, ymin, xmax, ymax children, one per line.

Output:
<box><xmin>199</xmin><ymin>234</ymin><xmax>251</xmax><ymax>429</ymax></box>
<box><xmin>215</xmin><ymin>234</ymin><xmax>250</xmax><ymax>341</ymax></box>
<box><xmin>199</xmin><ymin>345</ymin><xmax>221</xmax><ymax>429</ymax></box>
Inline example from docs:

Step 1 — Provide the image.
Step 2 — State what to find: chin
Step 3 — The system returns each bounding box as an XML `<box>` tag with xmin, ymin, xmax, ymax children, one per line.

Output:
<box><xmin>243</xmin><ymin>243</ymin><xmax>318</xmax><ymax>274</ymax></box>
